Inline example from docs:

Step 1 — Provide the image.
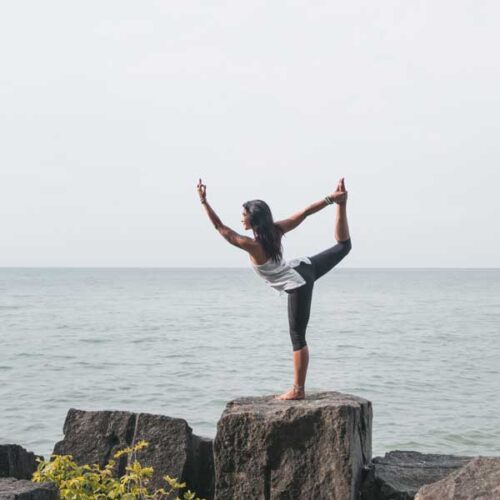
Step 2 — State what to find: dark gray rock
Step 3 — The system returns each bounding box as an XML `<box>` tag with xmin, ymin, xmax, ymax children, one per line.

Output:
<box><xmin>360</xmin><ymin>450</ymin><xmax>473</xmax><ymax>499</ymax></box>
<box><xmin>415</xmin><ymin>456</ymin><xmax>500</xmax><ymax>499</ymax></box>
<box><xmin>0</xmin><ymin>478</ymin><xmax>58</xmax><ymax>500</ymax></box>
<box><xmin>214</xmin><ymin>391</ymin><xmax>372</xmax><ymax>500</ymax></box>
<box><xmin>191</xmin><ymin>435</ymin><xmax>215</xmax><ymax>499</ymax></box>
<box><xmin>53</xmin><ymin>408</ymin><xmax>214</xmax><ymax>499</ymax></box>
<box><xmin>0</xmin><ymin>445</ymin><xmax>42</xmax><ymax>481</ymax></box>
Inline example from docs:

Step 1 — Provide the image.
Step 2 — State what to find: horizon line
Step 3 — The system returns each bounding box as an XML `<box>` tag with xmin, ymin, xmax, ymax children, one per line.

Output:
<box><xmin>0</xmin><ymin>266</ymin><xmax>499</xmax><ymax>270</ymax></box>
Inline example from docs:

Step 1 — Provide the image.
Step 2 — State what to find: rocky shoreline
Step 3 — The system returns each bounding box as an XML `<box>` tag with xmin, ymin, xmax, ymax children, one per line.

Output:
<box><xmin>1</xmin><ymin>391</ymin><xmax>499</xmax><ymax>499</ymax></box>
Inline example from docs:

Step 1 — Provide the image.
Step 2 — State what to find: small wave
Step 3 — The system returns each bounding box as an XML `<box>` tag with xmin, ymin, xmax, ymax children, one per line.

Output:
<box><xmin>189</xmin><ymin>419</ymin><xmax>214</xmax><ymax>427</ymax></box>
<box><xmin>78</xmin><ymin>338</ymin><xmax>111</xmax><ymax>344</ymax></box>
<box><xmin>23</xmin><ymin>423</ymin><xmax>48</xmax><ymax>432</ymax></box>
<box><xmin>336</xmin><ymin>344</ymin><xmax>363</xmax><ymax>350</ymax></box>
<box><xmin>443</xmin><ymin>431</ymin><xmax>491</xmax><ymax>445</ymax></box>
<box><xmin>130</xmin><ymin>337</ymin><xmax>157</xmax><ymax>344</ymax></box>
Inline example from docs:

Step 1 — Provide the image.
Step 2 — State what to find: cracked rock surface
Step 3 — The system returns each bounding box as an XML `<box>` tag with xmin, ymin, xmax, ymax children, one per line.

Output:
<box><xmin>360</xmin><ymin>450</ymin><xmax>473</xmax><ymax>499</ymax></box>
<box><xmin>53</xmin><ymin>408</ymin><xmax>214</xmax><ymax>499</ymax></box>
<box><xmin>415</xmin><ymin>456</ymin><xmax>500</xmax><ymax>500</ymax></box>
<box><xmin>0</xmin><ymin>478</ymin><xmax>58</xmax><ymax>499</ymax></box>
<box><xmin>214</xmin><ymin>391</ymin><xmax>372</xmax><ymax>500</ymax></box>
<box><xmin>0</xmin><ymin>445</ymin><xmax>43</xmax><ymax>481</ymax></box>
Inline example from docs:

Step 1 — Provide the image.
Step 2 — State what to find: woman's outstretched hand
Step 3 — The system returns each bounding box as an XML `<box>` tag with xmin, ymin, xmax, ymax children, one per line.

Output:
<box><xmin>197</xmin><ymin>178</ymin><xmax>207</xmax><ymax>202</ymax></box>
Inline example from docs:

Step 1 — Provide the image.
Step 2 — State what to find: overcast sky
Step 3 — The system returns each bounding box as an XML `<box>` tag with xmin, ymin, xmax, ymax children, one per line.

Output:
<box><xmin>1</xmin><ymin>1</ymin><xmax>499</xmax><ymax>267</ymax></box>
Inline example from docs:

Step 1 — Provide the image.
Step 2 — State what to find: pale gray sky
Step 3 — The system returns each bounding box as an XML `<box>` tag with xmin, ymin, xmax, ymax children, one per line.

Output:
<box><xmin>1</xmin><ymin>1</ymin><xmax>499</xmax><ymax>267</ymax></box>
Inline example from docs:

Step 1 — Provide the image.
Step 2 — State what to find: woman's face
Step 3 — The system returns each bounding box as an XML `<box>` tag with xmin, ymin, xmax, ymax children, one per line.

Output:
<box><xmin>241</xmin><ymin>209</ymin><xmax>251</xmax><ymax>230</ymax></box>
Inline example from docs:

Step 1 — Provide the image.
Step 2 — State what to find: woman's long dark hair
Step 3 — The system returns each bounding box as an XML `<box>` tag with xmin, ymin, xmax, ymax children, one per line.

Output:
<box><xmin>243</xmin><ymin>199</ymin><xmax>284</xmax><ymax>263</ymax></box>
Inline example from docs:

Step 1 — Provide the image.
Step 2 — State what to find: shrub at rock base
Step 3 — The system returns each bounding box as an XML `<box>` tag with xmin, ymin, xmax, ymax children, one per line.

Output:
<box><xmin>32</xmin><ymin>440</ymin><xmax>204</xmax><ymax>500</ymax></box>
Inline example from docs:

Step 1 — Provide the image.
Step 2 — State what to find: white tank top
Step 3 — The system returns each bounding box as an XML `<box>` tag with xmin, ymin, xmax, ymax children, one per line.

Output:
<box><xmin>250</xmin><ymin>256</ymin><xmax>312</xmax><ymax>295</ymax></box>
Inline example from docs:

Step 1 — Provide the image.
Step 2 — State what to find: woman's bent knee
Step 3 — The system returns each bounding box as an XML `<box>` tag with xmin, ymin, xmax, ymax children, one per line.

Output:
<box><xmin>339</xmin><ymin>237</ymin><xmax>352</xmax><ymax>255</ymax></box>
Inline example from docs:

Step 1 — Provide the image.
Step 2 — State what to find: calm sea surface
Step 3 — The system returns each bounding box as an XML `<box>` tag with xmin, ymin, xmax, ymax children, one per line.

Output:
<box><xmin>1</xmin><ymin>268</ymin><xmax>499</xmax><ymax>460</ymax></box>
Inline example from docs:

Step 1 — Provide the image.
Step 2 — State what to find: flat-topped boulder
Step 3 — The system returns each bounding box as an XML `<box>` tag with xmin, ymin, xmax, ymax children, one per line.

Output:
<box><xmin>53</xmin><ymin>409</ymin><xmax>214</xmax><ymax>499</ymax></box>
<box><xmin>0</xmin><ymin>445</ymin><xmax>43</xmax><ymax>480</ymax></box>
<box><xmin>360</xmin><ymin>450</ymin><xmax>473</xmax><ymax>499</ymax></box>
<box><xmin>214</xmin><ymin>391</ymin><xmax>372</xmax><ymax>500</ymax></box>
<box><xmin>415</xmin><ymin>456</ymin><xmax>500</xmax><ymax>499</ymax></box>
<box><xmin>0</xmin><ymin>478</ymin><xmax>58</xmax><ymax>499</ymax></box>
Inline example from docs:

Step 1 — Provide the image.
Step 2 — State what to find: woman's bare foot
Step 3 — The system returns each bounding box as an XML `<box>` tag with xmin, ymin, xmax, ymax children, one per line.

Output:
<box><xmin>275</xmin><ymin>384</ymin><xmax>305</xmax><ymax>400</ymax></box>
<box><xmin>336</xmin><ymin>178</ymin><xmax>348</xmax><ymax>205</ymax></box>
<box><xmin>330</xmin><ymin>178</ymin><xmax>348</xmax><ymax>205</ymax></box>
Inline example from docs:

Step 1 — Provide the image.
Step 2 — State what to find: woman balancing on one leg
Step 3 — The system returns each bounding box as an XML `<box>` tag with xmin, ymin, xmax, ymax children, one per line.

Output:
<box><xmin>197</xmin><ymin>177</ymin><xmax>351</xmax><ymax>400</ymax></box>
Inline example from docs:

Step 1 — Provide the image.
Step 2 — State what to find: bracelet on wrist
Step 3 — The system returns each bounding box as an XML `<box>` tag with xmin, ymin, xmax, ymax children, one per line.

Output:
<box><xmin>200</xmin><ymin>198</ymin><xmax>207</xmax><ymax>204</ymax></box>
<box><xmin>324</xmin><ymin>195</ymin><xmax>334</xmax><ymax>205</ymax></box>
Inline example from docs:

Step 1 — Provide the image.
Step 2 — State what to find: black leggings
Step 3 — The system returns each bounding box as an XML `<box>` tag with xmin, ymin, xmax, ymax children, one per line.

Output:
<box><xmin>285</xmin><ymin>238</ymin><xmax>352</xmax><ymax>351</ymax></box>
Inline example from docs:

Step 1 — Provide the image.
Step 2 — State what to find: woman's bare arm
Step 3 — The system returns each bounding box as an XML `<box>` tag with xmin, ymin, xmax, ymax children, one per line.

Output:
<box><xmin>197</xmin><ymin>179</ymin><xmax>256</xmax><ymax>252</ymax></box>
<box><xmin>276</xmin><ymin>189</ymin><xmax>347</xmax><ymax>234</ymax></box>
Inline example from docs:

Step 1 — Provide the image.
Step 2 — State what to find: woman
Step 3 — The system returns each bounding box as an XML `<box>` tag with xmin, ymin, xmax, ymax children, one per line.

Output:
<box><xmin>196</xmin><ymin>177</ymin><xmax>351</xmax><ymax>400</ymax></box>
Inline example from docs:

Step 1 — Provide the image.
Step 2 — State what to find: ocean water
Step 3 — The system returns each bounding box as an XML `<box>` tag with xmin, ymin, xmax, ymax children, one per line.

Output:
<box><xmin>0</xmin><ymin>268</ymin><xmax>499</xmax><ymax>461</ymax></box>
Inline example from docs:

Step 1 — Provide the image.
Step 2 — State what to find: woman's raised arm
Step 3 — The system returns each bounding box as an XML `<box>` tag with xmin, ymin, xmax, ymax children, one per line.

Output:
<box><xmin>197</xmin><ymin>178</ymin><xmax>256</xmax><ymax>252</ymax></box>
<box><xmin>275</xmin><ymin>184</ymin><xmax>347</xmax><ymax>234</ymax></box>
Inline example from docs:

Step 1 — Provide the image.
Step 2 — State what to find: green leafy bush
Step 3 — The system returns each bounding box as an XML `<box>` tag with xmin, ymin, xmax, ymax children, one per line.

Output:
<box><xmin>32</xmin><ymin>440</ymin><xmax>204</xmax><ymax>499</ymax></box>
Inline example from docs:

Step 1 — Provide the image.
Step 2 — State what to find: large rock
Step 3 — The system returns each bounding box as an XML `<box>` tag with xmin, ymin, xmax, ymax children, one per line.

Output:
<box><xmin>214</xmin><ymin>391</ymin><xmax>372</xmax><ymax>500</ymax></box>
<box><xmin>360</xmin><ymin>450</ymin><xmax>473</xmax><ymax>500</ymax></box>
<box><xmin>0</xmin><ymin>445</ymin><xmax>43</xmax><ymax>480</ymax></box>
<box><xmin>53</xmin><ymin>408</ymin><xmax>214</xmax><ymax>499</ymax></box>
<box><xmin>0</xmin><ymin>478</ymin><xmax>58</xmax><ymax>499</ymax></box>
<box><xmin>415</xmin><ymin>456</ymin><xmax>500</xmax><ymax>499</ymax></box>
